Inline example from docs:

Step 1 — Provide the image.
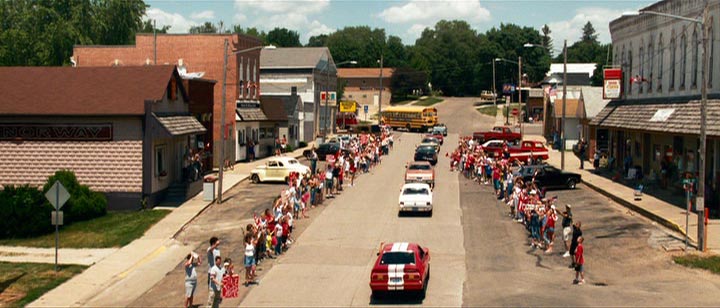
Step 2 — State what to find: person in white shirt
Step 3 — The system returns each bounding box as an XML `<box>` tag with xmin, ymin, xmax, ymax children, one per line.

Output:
<box><xmin>206</xmin><ymin>256</ymin><xmax>224</xmax><ymax>308</ymax></box>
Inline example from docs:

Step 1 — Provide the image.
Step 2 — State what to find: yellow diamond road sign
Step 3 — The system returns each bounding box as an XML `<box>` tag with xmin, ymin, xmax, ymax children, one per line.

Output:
<box><xmin>45</xmin><ymin>181</ymin><xmax>70</xmax><ymax>210</ymax></box>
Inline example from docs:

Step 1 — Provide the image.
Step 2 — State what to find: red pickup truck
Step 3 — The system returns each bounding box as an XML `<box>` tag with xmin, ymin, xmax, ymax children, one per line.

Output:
<box><xmin>483</xmin><ymin>140</ymin><xmax>549</xmax><ymax>163</ymax></box>
<box><xmin>473</xmin><ymin>126</ymin><xmax>522</xmax><ymax>143</ymax></box>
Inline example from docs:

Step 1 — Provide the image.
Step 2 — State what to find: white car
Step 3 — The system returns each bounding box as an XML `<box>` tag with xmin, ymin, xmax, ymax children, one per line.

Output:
<box><xmin>250</xmin><ymin>157</ymin><xmax>310</xmax><ymax>183</ymax></box>
<box><xmin>398</xmin><ymin>183</ymin><xmax>433</xmax><ymax>216</ymax></box>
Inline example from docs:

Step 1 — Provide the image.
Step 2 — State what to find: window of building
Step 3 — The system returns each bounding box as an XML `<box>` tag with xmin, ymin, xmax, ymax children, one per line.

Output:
<box><xmin>680</xmin><ymin>33</ymin><xmax>687</xmax><ymax>89</ymax></box>
<box><xmin>628</xmin><ymin>47</ymin><xmax>633</xmax><ymax>95</ymax></box>
<box><xmin>692</xmin><ymin>28</ymin><xmax>699</xmax><ymax>88</ymax></box>
<box><xmin>710</xmin><ymin>24</ymin><xmax>715</xmax><ymax>87</ymax></box>
<box><xmin>670</xmin><ymin>35</ymin><xmax>676</xmax><ymax>90</ymax></box>
<box><xmin>648</xmin><ymin>40</ymin><xmax>654</xmax><ymax>92</ymax></box>
<box><xmin>639</xmin><ymin>45</ymin><xmax>645</xmax><ymax>94</ymax></box>
<box><xmin>155</xmin><ymin>145</ymin><xmax>166</xmax><ymax>177</ymax></box>
<box><xmin>658</xmin><ymin>34</ymin><xmax>664</xmax><ymax>91</ymax></box>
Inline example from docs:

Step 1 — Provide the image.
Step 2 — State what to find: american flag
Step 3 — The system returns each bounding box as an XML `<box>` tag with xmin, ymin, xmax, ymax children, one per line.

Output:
<box><xmin>631</xmin><ymin>75</ymin><xmax>648</xmax><ymax>83</ymax></box>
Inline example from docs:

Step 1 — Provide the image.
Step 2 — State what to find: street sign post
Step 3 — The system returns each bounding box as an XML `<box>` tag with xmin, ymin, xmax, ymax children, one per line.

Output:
<box><xmin>682</xmin><ymin>178</ymin><xmax>696</xmax><ymax>251</ymax></box>
<box><xmin>45</xmin><ymin>181</ymin><xmax>69</xmax><ymax>271</ymax></box>
<box><xmin>364</xmin><ymin>105</ymin><xmax>369</xmax><ymax>122</ymax></box>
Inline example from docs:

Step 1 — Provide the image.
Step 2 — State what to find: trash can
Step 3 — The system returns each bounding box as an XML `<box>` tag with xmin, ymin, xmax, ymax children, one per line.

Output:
<box><xmin>203</xmin><ymin>175</ymin><xmax>218</xmax><ymax>201</ymax></box>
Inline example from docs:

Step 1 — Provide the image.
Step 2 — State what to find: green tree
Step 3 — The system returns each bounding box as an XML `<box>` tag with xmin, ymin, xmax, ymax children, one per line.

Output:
<box><xmin>582</xmin><ymin>21</ymin><xmax>599</xmax><ymax>43</ymax></box>
<box><xmin>541</xmin><ymin>24</ymin><xmax>553</xmax><ymax>56</ymax></box>
<box><xmin>391</xmin><ymin>66</ymin><xmax>428</xmax><ymax>101</ymax></box>
<box><xmin>326</xmin><ymin>26</ymin><xmax>390</xmax><ymax>67</ymax></box>
<box><xmin>94</xmin><ymin>0</ymin><xmax>147</xmax><ymax>45</ymax></box>
<box><xmin>189</xmin><ymin>21</ymin><xmax>218</xmax><ymax>34</ymax></box>
<box><xmin>266</xmin><ymin>27</ymin><xmax>302</xmax><ymax>47</ymax></box>
<box><xmin>139</xmin><ymin>19</ymin><xmax>170</xmax><ymax>33</ymax></box>
<box><xmin>307</xmin><ymin>34</ymin><xmax>328</xmax><ymax>47</ymax></box>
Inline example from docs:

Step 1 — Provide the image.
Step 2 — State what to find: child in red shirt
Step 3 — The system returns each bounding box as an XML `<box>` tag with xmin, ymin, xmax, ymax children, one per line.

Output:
<box><xmin>574</xmin><ymin>236</ymin><xmax>585</xmax><ymax>285</ymax></box>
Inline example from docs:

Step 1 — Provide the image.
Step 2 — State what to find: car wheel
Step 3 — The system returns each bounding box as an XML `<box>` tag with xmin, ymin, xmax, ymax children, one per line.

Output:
<box><xmin>371</xmin><ymin>291</ymin><xmax>382</xmax><ymax>299</ymax></box>
<box><xmin>251</xmin><ymin>174</ymin><xmax>260</xmax><ymax>184</ymax></box>
<box><xmin>428</xmin><ymin>209</ymin><xmax>433</xmax><ymax>217</ymax></box>
<box><xmin>405</xmin><ymin>124</ymin><xmax>412</xmax><ymax>132</ymax></box>
<box><xmin>567</xmin><ymin>179</ymin><xmax>577</xmax><ymax>189</ymax></box>
<box><xmin>536</xmin><ymin>158</ymin><xmax>543</xmax><ymax>164</ymax></box>
<box><xmin>285</xmin><ymin>176</ymin><xmax>289</xmax><ymax>183</ymax></box>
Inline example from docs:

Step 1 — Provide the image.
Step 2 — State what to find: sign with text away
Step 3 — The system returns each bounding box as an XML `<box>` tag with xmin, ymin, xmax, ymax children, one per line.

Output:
<box><xmin>320</xmin><ymin>91</ymin><xmax>337</xmax><ymax>106</ymax></box>
<box><xmin>603</xmin><ymin>68</ymin><xmax>622</xmax><ymax>99</ymax></box>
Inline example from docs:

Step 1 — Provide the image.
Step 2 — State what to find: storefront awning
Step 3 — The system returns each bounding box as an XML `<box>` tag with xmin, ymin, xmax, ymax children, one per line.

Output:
<box><xmin>236</xmin><ymin>108</ymin><xmax>268</xmax><ymax>122</ymax></box>
<box><xmin>155</xmin><ymin>115</ymin><xmax>206</xmax><ymax>136</ymax></box>
<box><xmin>590</xmin><ymin>99</ymin><xmax>720</xmax><ymax>136</ymax></box>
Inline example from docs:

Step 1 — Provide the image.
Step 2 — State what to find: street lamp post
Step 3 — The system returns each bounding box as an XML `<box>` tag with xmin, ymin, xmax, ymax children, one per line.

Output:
<box><xmin>492</xmin><ymin>59</ymin><xmax>497</xmax><ymax>106</ymax></box>
<box><xmin>217</xmin><ymin>40</ymin><xmax>275</xmax><ymax>204</ymax></box>
<box><xmin>524</xmin><ymin>41</ymin><xmax>567</xmax><ymax>170</ymax></box>
<box><xmin>495</xmin><ymin>58</ymin><xmax>519</xmax><ymax>125</ymax></box>
<box><xmin>624</xmin><ymin>7</ymin><xmax>709</xmax><ymax>251</ymax></box>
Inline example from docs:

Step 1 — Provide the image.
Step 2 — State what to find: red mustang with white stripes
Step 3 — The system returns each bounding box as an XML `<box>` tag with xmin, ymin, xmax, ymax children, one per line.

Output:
<box><xmin>483</xmin><ymin>140</ymin><xmax>549</xmax><ymax>163</ymax></box>
<box><xmin>369</xmin><ymin>242</ymin><xmax>430</xmax><ymax>299</ymax></box>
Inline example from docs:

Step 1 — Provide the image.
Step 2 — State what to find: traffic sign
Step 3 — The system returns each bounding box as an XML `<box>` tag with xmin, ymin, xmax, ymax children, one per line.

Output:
<box><xmin>45</xmin><ymin>181</ymin><xmax>70</xmax><ymax>210</ymax></box>
<box><xmin>51</xmin><ymin>211</ymin><xmax>64</xmax><ymax>226</ymax></box>
<box><xmin>364</xmin><ymin>105</ymin><xmax>369</xmax><ymax>114</ymax></box>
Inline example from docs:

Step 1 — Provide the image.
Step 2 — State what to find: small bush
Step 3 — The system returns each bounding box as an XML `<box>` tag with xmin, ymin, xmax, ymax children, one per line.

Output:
<box><xmin>42</xmin><ymin>170</ymin><xmax>107</xmax><ymax>225</ymax></box>
<box><xmin>298</xmin><ymin>141</ymin><xmax>308</xmax><ymax>148</ymax></box>
<box><xmin>285</xmin><ymin>145</ymin><xmax>295</xmax><ymax>152</ymax></box>
<box><xmin>0</xmin><ymin>185</ymin><xmax>54</xmax><ymax>238</ymax></box>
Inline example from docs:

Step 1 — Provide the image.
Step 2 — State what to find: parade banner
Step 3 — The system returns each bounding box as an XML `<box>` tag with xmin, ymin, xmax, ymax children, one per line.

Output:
<box><xmin>222</xmin><ymin>275</ymin><xmax>239</xmax><ymax>298</ymax></box>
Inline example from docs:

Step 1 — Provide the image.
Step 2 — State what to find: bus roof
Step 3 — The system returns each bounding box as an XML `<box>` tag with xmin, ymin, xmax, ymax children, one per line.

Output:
<box><xmin>382</xmin><ymin>105</ymin><xmax>436</xmax><ymax>113</ymax></box>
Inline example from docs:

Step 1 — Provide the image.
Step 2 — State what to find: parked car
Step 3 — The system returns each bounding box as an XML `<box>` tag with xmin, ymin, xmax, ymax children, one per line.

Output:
<box><xmin>480</xmin><ymin>90</ymin><xmax>497</xmax><ymax>101</ymax></box>
<box><xmin>398</xmin><ymin>183</ymin><xmax>433</xmax><ymax>215</ymax></box>
<box><xmin>417</xmin><ymin>141</ymin><xmax>440</xmax><ymax>155</ymax></box>
<box><xmin>516</xmin><ymin>164</ymin><xmax>581</xmax><ymax>190</ymax></box>
<box><xmin>336</xmin><ymin>113</ymin><xmax>359</xmax><ymax>128</ymax></box>
<box><xmin>405</xmin><ymin>161</ymin><xmax>435</xmax><ymax>188</ymax></box>
<box><xmin>472</xmin><ymin>126</ymin><xmax>522</xmax><ymax>143</ymax></box>
<box><xmin>425</xmin><ymin>132</ymin><xmax>444</xmax><ymax>145</ymax></box>
<box><xmin>482</xmin><ymin>140</ymin><xmax>550</xmax><ymax>163</ymax></box>
<box><xmin>250</xmin><ymin>157</ymin><xmax>311</xmax><ymax>183</ymax></box>
<box><xmin>370</xmin><ymin>242</ymin><xmax>431</xmax><ymax>299</ymax></box>
<box><xmin>302</xmin><ymin>142</ymin><xmax>350</xmax><ymax>161</ymax></box>
<box><xmin>414</xmin><ymin>145</ymin><xmax>438</xmax><ymax>165</ymax></box>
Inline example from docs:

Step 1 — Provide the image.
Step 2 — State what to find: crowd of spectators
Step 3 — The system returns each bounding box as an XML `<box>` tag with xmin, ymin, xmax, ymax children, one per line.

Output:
<box><xmin>450</xmin><ymin>136</ymin><xmax>586</xmax><ymax>285</ymax></box>
<box><xmin>184</xmin><ymin>128</ymin><xmax>395</xmax><ymax>307</ymax></box>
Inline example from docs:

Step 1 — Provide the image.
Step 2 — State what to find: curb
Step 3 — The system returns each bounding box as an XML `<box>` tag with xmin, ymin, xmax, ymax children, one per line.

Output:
<box><xmin>170</xmin><ymin>151</ymin><xmax>307</xmax><ymax>239</ymax></box>
<box><xmin>579</xmin><ymin>177</ymin><xmax>693</xmax><ymax>244</ymax></box>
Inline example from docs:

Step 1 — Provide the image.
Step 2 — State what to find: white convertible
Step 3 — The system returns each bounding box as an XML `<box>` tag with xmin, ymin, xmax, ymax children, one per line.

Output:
<box><xmin>398</xmin><ymin>183</ymin><xmax>433</xmax><ymax>216</ymax></box>
<box><xmin>250</xmin><ymin>157</ymin><xmax>310</xmax><ymax>183</ymax></box>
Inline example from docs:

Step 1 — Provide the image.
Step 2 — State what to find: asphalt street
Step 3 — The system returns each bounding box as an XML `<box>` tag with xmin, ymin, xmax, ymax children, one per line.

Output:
<box><xmin>126</xmin><ymin>97</ymin><xmax>720</xmax><ymax>307</ymax></box>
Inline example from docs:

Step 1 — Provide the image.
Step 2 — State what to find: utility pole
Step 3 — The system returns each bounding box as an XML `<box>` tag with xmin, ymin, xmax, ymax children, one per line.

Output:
<box><xmin>325</xmin><ymin>66</ymin><xmax>330</xmax><ymax>137</ymax></box>
<box><xmin>518</xmin><ymin>56</ymin><xmax>522</xmax><ymax>128</ymax></box>
<box><xmin>378</xmin><ymin>54</ymin><xmax>384</xmax><ymax>124</ymax></box>
<box><xmin>561</xmin><ymin>40</ymin><xmax>567</xmax><ymax>170</ymax></box>
<box><xmin>492</xmin><ymin>59</ymin><xmax>496</xmax><ymax>106</ymax></box>
<box><xmin>217</xmin><ymin>39</ymin><xmax>229</xmax><ymax>204</ymax></box>
<box><xmin>697</xmin><ymin>4</ymin><xmax>709</xmax><ymax>251</ymax></box>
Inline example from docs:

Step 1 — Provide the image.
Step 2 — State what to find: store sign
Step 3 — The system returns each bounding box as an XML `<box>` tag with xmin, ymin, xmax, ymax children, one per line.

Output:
<box><xmin>502</xmin><ymin>84</ymin><xmax>516</xmax><ymax>95</ymax></box>
<box><xmin>0</xmin><ymin>123</ymin><xmax>113</xmax><ymax>141</ymax></box>
<box><xmin>603</xmin><ymin>68</ymin><xmax>623</xmax><ymax>99</ymax></box>
<box><xmin>320</xmin><ymin>91</ymin><xmax>337</xmax><ymax>106</ymax></box>
<box><xmin>339</xmin><ymin>101</ymin><xmax>357</xmax><ymax>113</ymax></box>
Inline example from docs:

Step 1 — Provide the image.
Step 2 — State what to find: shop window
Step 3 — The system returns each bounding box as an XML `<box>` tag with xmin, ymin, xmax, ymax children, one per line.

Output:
<box><xmin>155</xmin><ymin>145</ymin><xmax>167</xmax><ymax>177</ymax></box>
<box><xmin>670</xmin><ymin>35</ymin><xmax>676</xmax><ymax>90</ymax></box>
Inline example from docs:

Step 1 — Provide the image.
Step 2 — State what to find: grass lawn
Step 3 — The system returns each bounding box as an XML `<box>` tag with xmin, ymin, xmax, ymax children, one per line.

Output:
<box><xmin>674</xmin><ymin>254</ymin><xmax>720</xmax><ymax>274</ymax></box>
<box><xmin>391</xmin><ymin>100</ymin><xmax>414</xmax><ymax>105</ymax></box>
<box><xmin>415</xmin><ymin>96</ymin><xmax>444</xmax><ymax>106</ymax></box>
<box><xmin>0</xmin><ymin>262</ymin><xmax>86</xmax><ymax>307</ymax></box>
<box><xmin>476</xmin><ymin>106</ymin><xmax>498</xmax><ymax>117</ymax></box>
<box><xmin>0</xmin><ymin>210</ymin><xmax>170</xmax><ymax>248</ymax></box>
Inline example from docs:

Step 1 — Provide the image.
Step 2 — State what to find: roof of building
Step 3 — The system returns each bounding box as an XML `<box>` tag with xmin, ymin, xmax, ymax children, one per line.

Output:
<box><xmin>338</xmin><ymin>68</ymin><xmax>395</xmax><ymax>78</ymax></box>
<box><xmin>259</xmin><ymin>96</ymin><xmax>293</xmax><ymax>121</ymax></box>
<box><xmin>0</xmin><ymin>66</ymin><xmax>179</xmax><ymax>116</ymax></box>
<box><xmin>155</xmin><ymin>115</ymin><xmax>206</xmax><ymax>135</ymax></box>
<box><xmin>236</xmin><ymin>108</ymin><xmax>269</xmax><ymax>121</ymax></box>
<box><xmin>548</xmin><ymin>63</ymin><xmax>597</xmax><ymax>77</ymax></box>
<box><xmin>260</xmin><ymin>47</ymin><xmax>333</xmax><ymax>69</ymax></box>
<box><xmin>541</xmin><ymin>73</ymin><xmax>591</xmax><ymax>86</ymax></box>
<box><xmin>554</xmin><ymin>99</ymin><xmax>581</xmax><ymax>118</ymax></box>
<box><xmin>590</xmin><ymin>100</ymin><xmax>720</xmax><ymax>136</ymax></box>
<box><xmin>579</xmin><ymin>86</ymin><xmax>611</xmax><ymax>118</ymax></box>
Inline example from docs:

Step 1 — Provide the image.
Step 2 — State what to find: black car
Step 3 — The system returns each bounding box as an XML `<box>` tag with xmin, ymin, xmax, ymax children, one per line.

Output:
<box><xmin>516</xmin><ymin>164</ymin><xmax>581</xmax><ymax>190</ymax></box>
<box><xmin>303</xmin><ymin>142</ymin><xmax>349</xmax><ymax>161</ymax></box>
<box><xmin>414</xmin><ymin>145</ymin><xmax>438</xmax><ymax>165</ymax></box>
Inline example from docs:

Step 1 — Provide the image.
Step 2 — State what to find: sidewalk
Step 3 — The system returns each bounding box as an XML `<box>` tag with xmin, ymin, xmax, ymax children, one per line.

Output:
<box><xmin>491</xmin><ymin>110</ymin><xmax>719</xmax><ymax>253</ymax></box>
<box><xmin>28</xmin><ymin>145</ymin><xmax>311</xmax><ymax>307</ymax></box>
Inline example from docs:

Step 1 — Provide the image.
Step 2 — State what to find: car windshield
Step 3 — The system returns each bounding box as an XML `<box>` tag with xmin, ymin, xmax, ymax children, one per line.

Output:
<box><xmin>422</xmin><ymin>138</ymin><xmax>436</xmax><ymax>143</ymax></box>
<box><xmin>417</xmin><ymin>146</ymin><xmax>435</xmax><ymax>153</ymax></box>
<box><xmin>408</xmin><ymin>164</ymin><xmax>431</xmax><ymax>170</ymax></box>
<box><xmin>403</xmin><ymin>187</ymin><xmax>429</xmax><ymax>195</ymax></box>
<box><xmin>380</xmin><ymin>252</ymin><xmax>416</xmax><ymax>265</ymax></box>
<box><xmin>288</xmin><ymin>159</ymin><xmax>299</xmax><ymax>165</ymax></box>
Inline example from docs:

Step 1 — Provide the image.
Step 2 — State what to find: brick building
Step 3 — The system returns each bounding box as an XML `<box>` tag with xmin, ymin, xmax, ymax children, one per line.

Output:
<box><xmin>72</xmin><ymin>33</ymin><xmax>263</xmax><ymax>168</ymax></box>
<box><xmin>0</xmin><ymin>66</ymin><xmax>206</xmax><ymax>210</ymax></box>
<box><xmin>338</xmin><ymin>68</ymin><xmax>394</xmax><ymax>120</ymax></box>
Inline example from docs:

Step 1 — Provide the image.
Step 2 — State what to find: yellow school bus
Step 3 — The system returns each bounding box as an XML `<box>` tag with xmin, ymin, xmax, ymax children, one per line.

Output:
<box><xmin>381</xmin><ymin>106</ymin><xmax>438</xmax><ymax>131</ymax></box>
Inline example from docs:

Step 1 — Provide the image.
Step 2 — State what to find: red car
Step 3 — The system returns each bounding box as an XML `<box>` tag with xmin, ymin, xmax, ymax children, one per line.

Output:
<box><xmin>426</xmin><ymin>132</ymin><xmax>444</xmax><ymax>145</ymax></box>
<box><xmin>473</xmin><ymin>126</ymin><xmax>522</xmax><ymax>143</ymax></box>
<box><xmin>369</xmin><ymin>242</ymin><xmax>430</xmax><ymax>299</ymax></box>
<box><xmin>484</xmin><ymin>140</ymin><xmax>550</xmax><ymax>163</ymax></box>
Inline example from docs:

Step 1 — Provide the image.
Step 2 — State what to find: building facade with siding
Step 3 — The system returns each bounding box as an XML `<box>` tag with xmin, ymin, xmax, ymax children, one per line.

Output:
<box><xmin>0</xmin><ymin>66</ymin><xmax>206</xmax><ymax>210</ymax></box>
<box><xmin>592</xmin><ymin>0</ymin><xmax>720</xmax><ymax>209</ymax></box>
<box><xmin>338</xmin><ymin>68</ymin><xmax>394</xmax><ymax>120</ymax></box>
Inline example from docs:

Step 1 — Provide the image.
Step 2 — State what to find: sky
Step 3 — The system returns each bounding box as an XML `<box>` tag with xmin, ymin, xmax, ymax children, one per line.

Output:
<box><xmin>145</xmin><ymin>0</ymin><xmax>655</xmax><ymax>47</ymax></box>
